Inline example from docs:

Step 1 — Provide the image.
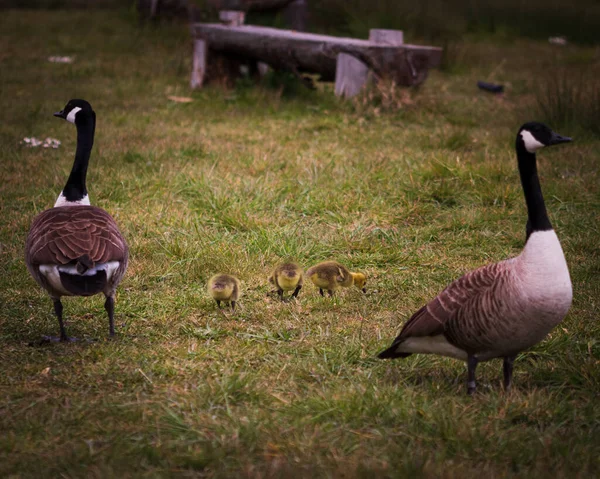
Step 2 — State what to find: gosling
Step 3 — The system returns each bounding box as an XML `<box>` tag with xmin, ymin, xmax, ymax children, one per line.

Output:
<box><xmin>207</xmin><ymin>274</ymin><xmax>240</xmax><ymax>311</ymax></box>
<box><xmin>306</xmin><ymin>261</ymin><xmax>366</xmax><ymax>297</ymax></box>
<box><xmin>269</xmin><ymin>262</ymin><xmax>303</xmax><ymax>300</ymax></box>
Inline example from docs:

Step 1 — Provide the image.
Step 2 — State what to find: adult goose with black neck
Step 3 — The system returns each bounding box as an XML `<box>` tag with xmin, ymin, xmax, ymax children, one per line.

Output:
<box><xmin>378</xmin><ymin>122</ymin><xmax>573</xmax><ymax>394</ymax></box>
<box><xmin>25</xmin><ymin>100</ymin><xmax>128</xmax><ymax>341</ymax></box>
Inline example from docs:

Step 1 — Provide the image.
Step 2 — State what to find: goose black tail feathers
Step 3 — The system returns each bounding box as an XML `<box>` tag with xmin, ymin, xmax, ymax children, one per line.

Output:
<box><xmin>60</xmin><ymin>269</ymin><xmax>107</xmax><ymax>296</ymax></box>
<box><xmin>378</xmin><ymin>344</ymin><xmax>412</xmax><ymax>359</ymax></box>
<box><xmin>76</xmin><ymin>254</ymin><xmax>94</xmax><ymax>274</ymax></box>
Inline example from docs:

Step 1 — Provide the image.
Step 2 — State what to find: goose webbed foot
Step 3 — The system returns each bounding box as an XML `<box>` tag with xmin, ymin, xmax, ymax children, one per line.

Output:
<box><xmin>49</xmin><ymin>335</ymin><xmax>78</xmax><ymax>343</ymax></box>
<box><xmin>467</xmin><ymin>354</ymin><xmax>479</xmax><ymax>395</ymax></box>
<box><xmin>29</xmin><ymin>335</ymin><xmax>79</xmax><ymax>346</ymax></box>
<box><xmin>503</xmin><ymin>355</ymin><xmax>516</xmax><ymax>392</ymax></box>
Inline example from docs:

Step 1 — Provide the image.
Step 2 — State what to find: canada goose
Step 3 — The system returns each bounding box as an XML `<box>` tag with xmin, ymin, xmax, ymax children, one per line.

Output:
<box><xmin>269</xmin><ymin>262</ymin><xmax>303</xmax><ymax>300</ymax></box>
<box><xmin>208</xmin><ymin>274</ymin><xmax>241</xmax><ymax>311</ymax></box>
<box><xmin>306</xmin><ymin>261</ymin><xmax>367</xmax><ymax>297</ymax></box>
<box><xmin>378</xmin><ymin>122</ymin><xmax>573</xmax><ymax>394</ymax></box>
<box><xmin>25</xmin><ymin>99</ymin><xmax>128</xmax><ymax>341</ymax></box>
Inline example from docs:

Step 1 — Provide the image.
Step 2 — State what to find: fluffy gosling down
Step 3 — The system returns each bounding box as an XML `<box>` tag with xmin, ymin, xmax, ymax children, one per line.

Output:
<box><xmin>378</xmin><ymin>122</ymin><xmax>573</xmax><ymax>395</ymax></box>
<box><xmin>208</xmin><ymin>274</ymin><xmax>241</xmax><ymax>311</ymax></box>
<box><xmin>269</xmin><ymin>262</ymin><xmax>304</xmax><ymax>300</ymax></box>
<box><xmin>306</xmin><ymin>261</ymin><xmax>366</xmax><ymax>297</ymax></box>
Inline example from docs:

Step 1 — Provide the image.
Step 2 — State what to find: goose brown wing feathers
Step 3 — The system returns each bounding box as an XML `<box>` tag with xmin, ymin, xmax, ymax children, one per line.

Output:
<box><xmin>395</xmin><ymin>262</ymin><xmax>504</xmax><ymax>341</ymax></box>
<box><xmin>26</xmin><ymin>205</ymin><xmax>127</xmax><ymax>266</ymax></box>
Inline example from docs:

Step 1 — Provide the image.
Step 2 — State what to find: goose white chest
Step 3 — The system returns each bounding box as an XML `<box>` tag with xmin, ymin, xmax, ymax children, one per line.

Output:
<box><xmin>517</xmin><ymin>230</ymin><xmax>572</xmax><ymax>318</ymax></box>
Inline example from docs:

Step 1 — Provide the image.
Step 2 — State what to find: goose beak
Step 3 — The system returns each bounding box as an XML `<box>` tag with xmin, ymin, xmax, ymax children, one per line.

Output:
<box><xmin>53</xmin><ymin>110</ymin><xmax>65</xmax><ymax>119</ymax></box>
<box><xmin>549</xmin><ymin>132</ymin><xmax>572</xmax><ymax>146</ymax></box>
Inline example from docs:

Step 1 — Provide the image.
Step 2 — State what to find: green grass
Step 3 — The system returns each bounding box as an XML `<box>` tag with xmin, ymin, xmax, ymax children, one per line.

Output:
<box><xmin>1</xmin><ymin>8</ymin><xmax>599</xmax><ymax>478</ymax></box>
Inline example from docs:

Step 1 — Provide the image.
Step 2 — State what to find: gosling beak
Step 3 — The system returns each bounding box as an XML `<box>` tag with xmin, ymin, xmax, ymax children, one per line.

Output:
<box><xmin>53</xmin><ymin>110</ymin><xmax>66</xmax><ymax>119</ymax></box>
<box><xmin>362</xmin><ymin>287</ymin><xmax>367</xmax><ymax>293</ymax></box>
<box><xmin>549</xmin><ymin>131</ymin><xmax>572</xmax><ymax>146</ymax></box>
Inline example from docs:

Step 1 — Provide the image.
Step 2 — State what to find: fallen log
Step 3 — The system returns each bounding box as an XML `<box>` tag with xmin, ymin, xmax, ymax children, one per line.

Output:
<box><xmin>190</xmin><ymin>23</ymin><xmax>442</xmax><ymax>91</ymax></box>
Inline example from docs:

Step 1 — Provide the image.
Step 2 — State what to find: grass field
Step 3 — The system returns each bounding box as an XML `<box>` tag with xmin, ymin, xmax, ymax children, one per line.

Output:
<box><xmin>1</xmin><ymin>8</ymin><xmax>599</xmax><ymax>478</ymax></box>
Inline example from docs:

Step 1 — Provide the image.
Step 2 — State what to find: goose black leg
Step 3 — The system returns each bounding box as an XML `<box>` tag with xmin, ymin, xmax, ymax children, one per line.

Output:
<box><xmin>327</xmin><ymin>289</ymin><xmax>334</xmax><ymax>297</ymax></box>
<box><xmin>104</xmin><ymin>296</ymin><xmax>115</xmax><ymax>337</ymax></box>
<box><xmin>467</xmin><ymin>354</ymin><xmax>479</xmax><ymax>395</ymax></box>
<box><xmin>53</xmin><ymin>298</ymin><xmax>68</xmax><ymax>341</ymax></box>
<box><xmin>319</xmin><ymin>288</ymin><xmax>324</xmax><ymax>297</ymax></box>
<box><xmin>230</xmin><ymin>300</ymin><xmax>236</xmax><ymax>312</ymax></box>
<box><xmin>215</xmin><ymin>300</ymin><xmax>221</xmax><ymax>309</ymax></box>
<box><xmin>503</xmin><ymin>355</ymin><xmax>516</xmax><ymax>392</ymax></box>
<box><xmin>291</xmin><ymin>285</ymin><xmax>302</xmax><ymax>299</ymax></box>
<box><xmin>277</xmin><ymin>289</ymin><xmax>284</xmax><ymax>301</ymax></box>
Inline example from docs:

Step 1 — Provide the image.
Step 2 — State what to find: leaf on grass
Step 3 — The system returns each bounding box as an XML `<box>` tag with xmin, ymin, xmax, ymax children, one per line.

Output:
<box><xmin>168</xmin><ymin>96</ymin><xmax>194</xmax><ymax>103</ymax></box>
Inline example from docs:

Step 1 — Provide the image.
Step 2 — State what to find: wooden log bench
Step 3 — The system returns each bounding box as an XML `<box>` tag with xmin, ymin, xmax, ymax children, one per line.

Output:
<box><xmin>190</xmin><ymin>11</ymin><xmax>443</xmax><ymax>97</ymax></box>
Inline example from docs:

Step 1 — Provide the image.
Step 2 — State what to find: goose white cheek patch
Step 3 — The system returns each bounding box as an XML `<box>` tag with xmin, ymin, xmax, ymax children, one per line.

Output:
<box><xmin>520</xmin><ymin>130</ymin><xmax>545</xmax><ymax>153</ymax></box>
<box><xmin>66</xmin><ymin>106</ymin><xmax>82</xmax><ymax>124</ymax></box>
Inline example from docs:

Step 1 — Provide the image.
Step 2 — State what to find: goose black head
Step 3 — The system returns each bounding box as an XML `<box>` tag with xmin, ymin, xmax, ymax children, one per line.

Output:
<box><xmin>517</xmin><ymin>122</ymin><xmax>572</xmax><ymax>154</ymax></box>
<box><xmin>54</xmin><ymin>99</ymin><xmax>94</xmax><ymax>125</ymax></box>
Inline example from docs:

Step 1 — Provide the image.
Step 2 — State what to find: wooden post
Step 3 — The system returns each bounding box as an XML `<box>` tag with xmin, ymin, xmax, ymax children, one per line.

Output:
<box><xmin>219</xmin><ymin>10</ymin><xmax>245</xmax><ymax>26</ymax></box>
<box><xmin>334</xmin><ymin>29</ymin><xmax>404</xmax><ymax>98</ymax></box>
<box><xmin>190</xmin><ymin>39</ymin><xmax>207</xmax><ymax>88</ymax></box>
<box><xmin>191</xmin><ymin>11</ymin><xmax>245</xmax><ymax>88</ymax></box>
<box><xmin>334</xmin><ymin>53</ymin><xmax>369</xmax><ymax>98</ymax></box>
<box><xmin>150</xmin><ymin>0</ymin><xmax>159</xmax><ymax>18</ymax></box>
<box><xmin>257</xmin><ymin>62</ymin><xmax>270</xmax><ymax>77</ymax></box>
<box><xmin>369</xmin><ymin>29</ymin><xmax>404</xmax><ymax>46</ymax></box>
<box><xmin>283</xmin><ymin>0</ymin><xmax>308</xmax><ymax>32</ymax></box>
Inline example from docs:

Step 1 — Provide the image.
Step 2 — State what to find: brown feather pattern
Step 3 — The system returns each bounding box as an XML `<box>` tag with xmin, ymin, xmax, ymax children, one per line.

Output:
<box><xmin>26</xmin><ymin>205</ymin><xmax>127</xmax><ymax>266</ymax></box>
<box><xmin>392</xmin><ymin>261</ymin><xmax>516</xmax><ymax>354</ymax></box>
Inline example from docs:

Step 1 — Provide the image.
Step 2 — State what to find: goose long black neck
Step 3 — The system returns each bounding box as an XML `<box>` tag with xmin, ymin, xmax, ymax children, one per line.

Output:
<box><xmin>516</xmin><ymin>141</ymin><xmax>552</xmax><ymax>239</ymax></box>
<box><xmin>63</xmin><ymin>111</ymin><xmax>95</xmax><ymax>202</ymax></box>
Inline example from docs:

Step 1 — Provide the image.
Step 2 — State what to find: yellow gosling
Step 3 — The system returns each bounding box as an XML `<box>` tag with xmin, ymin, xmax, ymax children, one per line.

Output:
<box><xmin>269</xmin><ymin>262</ymin><xmax>303</xmax><ymax>300</ymax></box>
<box><xmin>350</xmin><ymin>272</ymin><xmax>367</xmax><ymax>293</ymax></box>
<box><xmin>306</xmin><ymin>261</ymin><xmax>367</xmax><ymax>297</ymax></box>
<box><xmin>207</xmin><ymin>274</ymin><xmax>241</xmax><ymax>311</ymax></box>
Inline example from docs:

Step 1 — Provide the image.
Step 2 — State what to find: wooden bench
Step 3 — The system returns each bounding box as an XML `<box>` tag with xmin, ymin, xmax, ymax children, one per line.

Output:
<box><xmin>190</xmin><ymin>12</ymin><xmax>443</xmax><ymax>97</ymax></box>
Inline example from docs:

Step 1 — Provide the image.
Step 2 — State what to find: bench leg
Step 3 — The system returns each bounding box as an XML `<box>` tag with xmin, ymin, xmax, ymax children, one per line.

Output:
<box><xmin>334</xmin><ymin>53</ymin><xmax>369</xmax><ymax>98</ymax></box>
<box><xmin>191</xmin><ymin>38</ymin><xmax>207</xmax><ymax>89</ymax></box>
